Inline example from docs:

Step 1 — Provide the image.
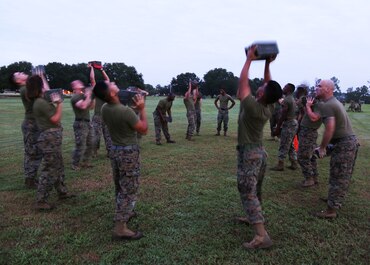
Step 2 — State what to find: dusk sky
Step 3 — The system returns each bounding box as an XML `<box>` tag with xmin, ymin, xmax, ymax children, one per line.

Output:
<box><xmin>1</xmin><ymin>0</ymin><xmax>369</xmax><ymax>91</ymax></box>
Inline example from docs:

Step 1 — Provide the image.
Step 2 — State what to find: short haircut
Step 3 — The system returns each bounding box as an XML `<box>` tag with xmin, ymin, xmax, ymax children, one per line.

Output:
<box><xmin>26</xmin><ymin>75</ymin><xmax>43</xmax><ymax>101</ymax></box>
<box><xmin>93</xmin><ymin>81</ymin><xmax>109</xmax><ymax>102</ymax></box>
<box><xmin>296</xmin><ymin>85</ymin><xmax>308</xmax><ymax>96</ymax></box>
<box><xmin>287</xmin><ymin>83</ymin><xmax>295</xmax><ymax>93</ymax></box>
<box><xmin>264</xmin><ymin>80</ymin><xmax>283</xmax><ymax>104</ymax></box>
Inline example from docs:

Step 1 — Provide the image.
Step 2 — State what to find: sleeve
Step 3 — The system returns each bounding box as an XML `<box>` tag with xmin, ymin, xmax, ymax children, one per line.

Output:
<box><xmin>124</xmin><ymin>108</ymin><xmax>140</xmax><ymax>128</ymax></box>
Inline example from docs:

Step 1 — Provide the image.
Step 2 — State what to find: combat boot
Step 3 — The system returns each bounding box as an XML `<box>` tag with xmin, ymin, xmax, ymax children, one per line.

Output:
<box><xmin>215</xmin><ymin>131</ymin><xmax>220</xmax><ymax>136</ymax></box>
<box><xmin>112</xmin><ymin>221</ymin><xmax>143</xmax><ymax>240</ymax></box>
<box><xmin>25</xmin><ymin>178</ymin><xmax>37</xmax><ymax>189</ymax></box>
<box><xmin>35</xmin><ymin>201</ymin><xmax>54</xmax><ymax>211</ymax></box>
<box><xmin>287</xmin><ymin>160</ymin><xmax>298</xmax><ymax>170</ymax></box>
<box><xmin>270</xmin><ymin>160</ymin><xmax>284</xmax><ymax>171</ymax></box>
<box><xmin>224</xmin><ymin>131</ymin><xmax>227</xmax><ymax>136</ymax></box>
<box><xmin>301</xmin><ymin>177</ymin><xmax>315</xmax><ymax>188</ymax></box>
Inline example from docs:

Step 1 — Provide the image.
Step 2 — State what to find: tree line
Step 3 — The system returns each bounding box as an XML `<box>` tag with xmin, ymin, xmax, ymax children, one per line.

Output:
<box><xmin>1</xmin><ymin>61</ymin><xmax>369</xmax><ymax>102</ymax></box>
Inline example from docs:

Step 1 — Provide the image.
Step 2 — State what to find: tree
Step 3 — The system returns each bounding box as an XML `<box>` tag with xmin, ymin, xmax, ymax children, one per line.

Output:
<box><xmin>104</xmin><ymin>63</ymin><xmax>144</xmax><ymax>89</ymax></box>
<box><xmin>0</xmin><ymin>61</ymin><xmax>32</xmax><ymax>90</ymax></box>
<box><xmin>170</xmin><ymin>72</ymin><xmax>200</xmax><ymax>95</ymax></box>
<box><xmin>202</xmin><ymin>68</ymin><xmax>238</xmax><ymax>97</ymax></box>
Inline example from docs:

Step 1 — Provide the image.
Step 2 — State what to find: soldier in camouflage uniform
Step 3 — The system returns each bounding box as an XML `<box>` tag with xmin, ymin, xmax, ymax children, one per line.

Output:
<box><xmin>10</xmin><ymin>71</ymin><xmax>49</xmax><ymax>189</ymax></box>
<box><xmin>298</xmin><ymin>98</ymin><xmax>322</xmax><ymax>187</ymax></box>
<box><xmin>27</xmin><ymin>75</ymin><xmax>74</xmax><ymax>210</ymax></box>
<box><xmin>214</xmin><ymin>88</ymin><xmax>235</xmax><ymax>136</ymax></box>
<box><xmin>153</xmin><ymin>93</ymin><xmax>176</xmax><ymax>145</ymax></box>
<box><xmin>184</xmin><ymin>81</ymin><xmax>198</xmax><ymax>141</ymax></box>
<box><xmin>93</xmin><ymin>80</ymin><xmax>148</xmax><ymax>240</ymax></box>
<box><xmin>270</xmin><ymin>83</ymin><xmax>298</xmax><ymax>171</ymax></box>
<box><xmin>195</xmin><ymin>91</ymin><xmax>202</xmax><ymax>135</ymax></box>
<box><xmin>89</xmin><ymin>65</ymin><xmax>112</xmax><ymax>158</ymax></box>
<box><xmin>305</xmin><ymin>80</ymin><xmax>359</xmax><ymax>219</ymax></box>
<box><xmin>70</xmin><ymin>80</ymin><xmax>95</xmax><ymax>170</ymax></box>
<box><xmin>236</xmin><ymin>46</ymin><xmax>282</xmax><ymax>250</ymax></box>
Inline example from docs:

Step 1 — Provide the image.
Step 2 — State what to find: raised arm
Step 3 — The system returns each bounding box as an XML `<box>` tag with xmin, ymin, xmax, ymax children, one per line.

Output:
<box><xmin>237</xmin><ymin>46</ymin><xmax>257</xmax><ymax>101</ymax></box>
<box><xmin>89</xmin><ymin>64</ymin><xmax>96</xmax><ymax>87</ymax></box>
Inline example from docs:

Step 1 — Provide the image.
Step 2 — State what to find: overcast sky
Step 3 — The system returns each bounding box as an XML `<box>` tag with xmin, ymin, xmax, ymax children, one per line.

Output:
<box><xmin>1</xmin><ymin>0</ymin><xmax>369</xmax><ymax>91</ymax></box>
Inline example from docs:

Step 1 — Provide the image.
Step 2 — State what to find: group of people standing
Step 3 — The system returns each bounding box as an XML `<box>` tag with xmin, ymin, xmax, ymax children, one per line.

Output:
<box><xmin>10</xmin><ymin>45</ymin><xmax>359</xmax><ymax>249</ymax></box>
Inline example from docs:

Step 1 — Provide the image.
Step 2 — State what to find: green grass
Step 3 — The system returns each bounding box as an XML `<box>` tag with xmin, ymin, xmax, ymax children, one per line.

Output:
<box><xmin>0</xmin><ymin>97</ymin><xmax>369</xmax><ymax>265</ymax></box>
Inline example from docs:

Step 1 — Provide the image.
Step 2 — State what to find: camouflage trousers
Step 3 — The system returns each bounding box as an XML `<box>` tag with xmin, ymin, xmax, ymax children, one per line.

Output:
<box><xmin>91</xmin><ymin>115</ymin><xmax>112</xmax><ymax>157</ymax></box>
<box><xmin>153</xmin><ymin>112</ymin><xmax>171</xmax><ymax>142</ymax></box>
<box><xmin>195</xmin><ymin>108</ymin><xmax>201</xmax><ymax>134</ymax></box>
<box><xmin>36</xmin><ymin>128</ymin><xmax>68</xmax><ymax>202</ymax></box>
<box><xmin>298</xmin><ymin>126</ymin><xmax>319</xmax><ymax>180</ymax></box>
<box><xmin>111</xmin><ymin>145</ymin><xmax>140</xmax><ymax>223</ymax></box>
<box><xmin>186</xmin><ymin>110</ymin><xmax>196</xmax><ymax>137</ymax></box>
<box><xmin>72</xmin><ymin>120</ymin><xmax>94</xmax><ymax>166</ymax></box>
<box><xmin>21</xmin><ymin>119</ymin><xmax>42</xmax><ymax>180</ymax></box>
<box><xmin>237</xmin><ymin>144</ymin><xmax>267</xmax><ymax>224</ymax></box>
<box><xmin>217</xmin><ymin>109</ymin><xmax>229</xmax><ymax>133</ymax></box>
<box><xmin>278</xmin><ymin>119</ymin><xmax>298</xmax><ymax>161</ymax></box>
<box><xmin>327</xmin><ymin>136</ymin><xmax>359</xmax><ymax>209</ymax></box>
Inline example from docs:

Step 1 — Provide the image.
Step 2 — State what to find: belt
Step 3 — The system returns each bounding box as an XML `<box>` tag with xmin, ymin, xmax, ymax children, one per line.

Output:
<box><xmin>220</xmin><ymin>108</ymin><xmax>228</xmax><ymax>111</ymax></box>
<box><xmin>75</xmin><ymin>118</ymin><xmax>90</xmax><ymax>122</ymax></box>
<box><xmin>111</xmin><ymin>144</ymin><xmax>139</xmax><ymax>151</ymax></box>
<box><xmin>330</xmin><ymin>135</ymin><xmax>356</xmax><ymax>145</ymax></box>
<box><xmin>43</xmin><ymin>127</ymin><xmax>61</xmax><ymax>133</ymax></box>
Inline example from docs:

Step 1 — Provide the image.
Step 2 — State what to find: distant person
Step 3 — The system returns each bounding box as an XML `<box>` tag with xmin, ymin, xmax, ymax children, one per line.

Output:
<box><xmin>27</xmin><ymin>75</ymin><xmax>74</xmax><ymax>210</ymax></box>
<box><xmin>184</xmin><ymin>81</ymin><xmax>198</xmax><ymax>141</ymax></box>
<box><xmin>9</xmin><ymin>69</ymin><xmax>49</xmax><ymax>189</ymax></box>
<box><xmin>236</xmin><ymin>46</ymin><xmax>282</xmax><ymax>250</ymax></box>
<box><xmin>70</xmin><ymin>79</ymin><xmax>95</xmax><ymax>170</ymax></box>
<box><xmin>305</xmin><ymin>80</ymin><xmax>359</xmax><ymax>219</ymax></box>
<box><xmin>270</xmin><ymin>83</ymin><xmax>298</xmax><ymax>171</ymax></box>
<box><xmin>93</xmin><ymin>80</ymin><xmax>148</xmax><ymax>240</ymax></box>
<box><xmin>90</xmin><ymin>64</ymin><xmax>112</xmax><ymax>158</ymax></box>
<box><xmin>153</xmin><ymin>93</ymin><xmax>176</xmax><ymax>145</ymax></box>
<box><xmin>214</xmin><ymin>88</ymin><xmax>235</xmax><ymax>136</ymax></box>
<box><xmin>195</xmin><ymin>90</ymin><xmax>203</xmax><ymax>136</ymax></box>
<box><xmin>268</xmin><ymin>101</ymin><xmax>282</xmax><ymax>141</ymax></box>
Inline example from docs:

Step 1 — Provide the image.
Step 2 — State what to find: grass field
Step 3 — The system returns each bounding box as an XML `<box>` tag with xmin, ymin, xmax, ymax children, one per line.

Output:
<box><xmin>0</xmin><ymin>96</ymin><xmax>369</xmax><ymax>265</ymax></box>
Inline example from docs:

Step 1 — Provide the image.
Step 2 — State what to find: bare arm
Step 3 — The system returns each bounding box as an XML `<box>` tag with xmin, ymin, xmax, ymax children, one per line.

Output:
<box><xmin>49</xmin><ymin>92</ymin><xmax>63</xmax><ymax>124</ymax></box>
<box><xmin>305</xmin><ymin>97</ymin><xmax>321</xmax><ymax>122</ymax></box>
<box><xmin>89</xmin><ymin>64</ymin><xmax>96</xmax><ymax>87</ymax></box>
<box><xmin>228</xmin><ymin>97</ymin><xmax>236</xmax><ymax>109</ymax></box>
<box><xmin>132</xmin><ymin>94</ymin><xmax>148</xmax><ymax>135</ymax></box>
<box><xmin>316</xmin><ymin>117</ymin><xmax>335</xmax><ymax>158</ymax></box>
<box><xmin>101</xmin><ymin>69</ymin><xmax>110</xmax><ymax>81</ymax></box>
<box><xmin>40</xmin><ymin>73</ymin><xmax>50</xmax><ymax>92</ymax></box>
<box><xmin>75</xmin><ymin>90</ymin><xmax>93</xmax><ymax>110</ymax></box>
<box><xmin>214</xmin><ymin>97</ymin><xmax>220</xmax><ymax>109</ymax></box>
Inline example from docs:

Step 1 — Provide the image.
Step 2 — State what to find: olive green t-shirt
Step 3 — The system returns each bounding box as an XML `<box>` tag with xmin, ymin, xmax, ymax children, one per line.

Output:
<box><xmin>300</xmin><ymin>101</ymin><xmax>323</xmax><ymax>129</ymax></box>
<box><xmin>71</xmin><ymin>93</ymin><xmax>90</xmax><ymax>120</ymax></box>
<box><xmin>237</xmin><ymin>95</ymin><xmax>271</xmax><ymax>145</ymax></box>
<box><xmin>157</xmin><ymin>98</ymin><xmax>173</xmax><ymax>116</ymax></box>
<box><xmin>195</xmin><ymin>92</ymin><xmax>202</xmax><ymax>110</ymax></box>
<box><xmin>184</xmin><ymin>97</ymin><xmax>195</xmax><ymax>112</ymax></box>
<box><xmin>33</xmin><ymin>98</ymin><xmax>59</xmax><ymax>131</ymax></box>
<box><xmin>217</xmin><ymin>94</ymin><xmax>234</xmax><ymax>110</ymax></box>
<box><xmin>283</xmin><ymin>94</ymin><xmax>297</xmax><ymax>121</ymax></box>
<box><xmin>318</xmin><ymin>96</ymin><xmax>354</xmax><ymax>139</ymax></box>
<box><xmin>101</xmin><ymin>103</ymin><xmax>139</xmax><ymax>146</ymax></box>
<box><xmin>94</xmin><ymin>97</ymin><xmax>105</xmax><ymax>116</ymax></box>
<box><xmin>20</xmin><ymin>85</ymin><xmax>35</xmax><ymax>120</ymax></box>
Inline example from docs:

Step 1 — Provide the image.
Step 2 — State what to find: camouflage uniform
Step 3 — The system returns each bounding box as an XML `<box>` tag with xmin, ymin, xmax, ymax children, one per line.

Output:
<box><xmin>72</xmin><ymin>120</ymin><xmax>94</xmax><ymax>166</ymax></box>
<box><xmin>92</xmin><ymin>97</ymin><xmax>112</xmax><ymax>157</ymax></box>
<box><xmin>297</xmin><ymin>102</ymin><xmax>322</xmax><ymax>181</ymax></box>
<box><xmin>215</xmin><ymin>93</ymin><xmax>235</xmax><ymax>134</ymax></box>
<box><xmin>22</xmin><ymin>119</ymin><xmax>42</xmax><ymax>181</ymax></box>
<box><xmin>328</xmin><ymin>136</ymin><xmax>359</xmax><ymax>209</ymax></box>
<box><xmin>237</xmin><ymin>144</ymin><xmax>266</xmax><ymax>224</ymax></box>
<box><xmin>153</xmin><ymin>111</ymin><xmax>171</xmax><ymax>142</ymax></box>
<box><xmin>20</xmin><ymin>85</ymin><xmax>42</xmax><ymax>183</ymax></box>
<box><xmin>298</xmin><ymin>126</ymin><xmax>319</xmax><ymax>180</ymax></box>
<box><xmin>278</xmin><ymin>119</ymin><xmax>298</xmax><ymax>161</ymax></box>
<box><xmin>111</xmin><ymin>145</ymin><xmax>140</xmax><ymax>222</ymax></box>
<box><xmin>195</xmin><ymin>92</ymin><xmax>202</xmax><ymax>134</ymax></box>
<box><xmin>36</xmin><ymin>128</ymin><xmax>68</xmax><ymax>203</ymax></box>
<box><xmin>92</xmin><ymin>114</ymin><xmax>112</xmax><ymax>156</ymax></box>
<box><xmin>237</xmin><ymin>95</ymin><xmax>271</xmax><ymax>225</ymax></box>
<box><xmin>71</xmin><ymin>93</ymin><xmax>94</xmax><ymax>167</ymax></box>
<box><xmin>184</xmin><ymin>97</ymin><xmax>196</xmax><ymax>138</ymax></box>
